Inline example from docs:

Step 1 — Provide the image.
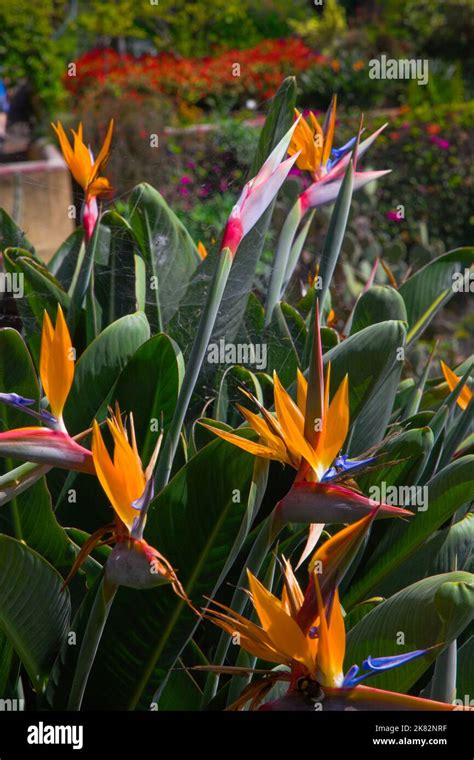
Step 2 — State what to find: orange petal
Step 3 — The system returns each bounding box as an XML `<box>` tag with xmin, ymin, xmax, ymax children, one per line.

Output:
<box><xmin>273</xmin><ymin>372</ymin><xmax>319</xmax><ymax>473</ymax></box>
<box><xmin>92</xmin><ymin>419</ymin><xmax>144</xmax><ymax>530</ymax></box>
<box><xmin>296</xmin><ymin>369</ymin><xmax>308</xmax><ymax>415</ymax></box>
<box><xmin>314</xmin><ymin>576</ymin><xmax>345</xmax><ymax>687</ymax></box>
<box><xmin>237</xmin><ymin>406</ymin><xmax>290</xmax><ymax>463</ymax></box>
<box><xmin>91</xmin><ymin>118</ymin><xmax>114</xmax><ymax>179</ymax></box>
<box><xmin>107</xmin><ymin>416</ymin><xmax>145</xmax><ymax>511</ymax></box>
<box><xmin>322</xmin><ymin>95</ymin><xmax>337</xmax><ymax>167</ymax></box>
<box><xmin>317</xmin><ymin>373</ymin><xmax>349</xmax><ymax>474</ymax></box>
<box><xmin>280</xmin><ymin>556</ymin><xmax>305</xmax><ymax>616</ymax></box>
<box><xmin>440</xmin><ymin>361</ymin><xmax>472</xmax><ymax>411</ymax></box>
<box><xmin>247</xmin><ymin>570</ymin><xmax>315</xmax><ymax>673</ymax></box>
<box><xmin>39</xmin><ymin>305</ymin><xmax>74</xmax><ymax>421</ymax></box>
<box><xmin>87</xmin><ymin>176</ymin><xmax>112</xmax><ymax>200</ymax></box>
<box><xmin>197</xmin><ymin>241</ymin><xmax>208</xmax><ymax>259</ymax></box>
<box><xmin>199</xmin><ymin>422</ymin><xmax>286</xmax><ymax>462</ymax></box>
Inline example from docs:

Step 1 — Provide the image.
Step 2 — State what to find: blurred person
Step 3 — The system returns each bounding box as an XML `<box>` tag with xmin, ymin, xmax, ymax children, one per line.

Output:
<box><xmin>0</xmin><ymin>76</ymin><xmax>9</xmax><ymax>152</ymax></box>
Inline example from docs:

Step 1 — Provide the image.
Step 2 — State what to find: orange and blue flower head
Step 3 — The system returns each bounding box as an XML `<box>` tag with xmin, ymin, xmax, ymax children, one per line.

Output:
<box><xmin>0</xmin><ymin>305</ymin><xmax>74</xmax><ymax>432</ymax></box>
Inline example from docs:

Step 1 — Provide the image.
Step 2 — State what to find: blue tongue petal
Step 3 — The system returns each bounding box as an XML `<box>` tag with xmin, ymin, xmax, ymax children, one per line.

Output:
<box><xmin>131</xmin><ymin>477</ymin><xmax>155</xmax><ymax>539</ymax></box>
<box><xmin>0</xmin><ymin>393</ymin><xmax>58</xmax><ymax>429</ymax></box>
<box><xmin>342</xmin><ymin>649</ymin><xmax>430</xmax><ymax>687</ymax></box>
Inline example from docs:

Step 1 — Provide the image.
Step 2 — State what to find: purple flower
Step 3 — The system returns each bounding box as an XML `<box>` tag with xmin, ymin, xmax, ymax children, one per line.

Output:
<box><xmin>430</xmin><ymin>136</ymin><xmax>450</xmax><ymax>150</ymax></box>
<box><xmin>386</xmin><ymin>211</ymin><xmax>402</xmax><ymax>222</ymax></box>
<box><xmin>180</xmin><ymin>175</ymin><xmax>192</xmax><ymax>185</ymax></box>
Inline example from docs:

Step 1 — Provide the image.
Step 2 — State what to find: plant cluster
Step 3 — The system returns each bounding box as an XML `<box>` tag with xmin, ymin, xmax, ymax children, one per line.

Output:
<box><xmin>0</xmin><ymin>78</ymin><xmax>472</xmax><ymax>713</ymax></box>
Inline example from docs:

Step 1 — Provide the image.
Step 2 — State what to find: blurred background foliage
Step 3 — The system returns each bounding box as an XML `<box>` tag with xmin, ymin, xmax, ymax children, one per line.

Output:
<box><xmin>0</xmin><ymin>0</ymin><xmax>472</xmax><ymax>355</ymax></box>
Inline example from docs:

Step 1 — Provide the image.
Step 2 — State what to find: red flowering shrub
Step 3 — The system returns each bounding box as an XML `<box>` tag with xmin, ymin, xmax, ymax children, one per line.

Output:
<box><xmin>67</xmin><ymin>39</ymin><xmax>328</xmax><ymax>112</ymax></box>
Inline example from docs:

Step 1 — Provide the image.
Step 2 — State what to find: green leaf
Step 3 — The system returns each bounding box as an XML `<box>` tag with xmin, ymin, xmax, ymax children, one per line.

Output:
<box><xmin>344</xmin><ymin>598</ymin><xmax>384</xmax><ymax>631</ymax></box>
<box><xmin>350</xmin><ymin>286</ymin><xmax>407</xmax><ymax>335</ymax></box>
<box><xmin>214</xmin><ymin>365</ymin><xmax>263</xmax><ymax>427</ymax></box>
<box><xmin>155</xmin><ymin>248</ymin><xmax>233</xmax><ymax>489</ymax></box>
<box><xmin>282</xmin><ymin>209</ymin><xmax>315</xmax><ymax>294</ymax></box>
<box><xmin>93</xmin><ymin>211</ymin><xmax>142</xmax><ymax>329</ymax></box>
<box><xmin>456</xmin><ymin>636</ymin><xmax>474</xmax><ymax>702</ymax></box>
<box><xmin>340</xmin><ymin>427</ymin><xmax>434</xmax><ymax>599</ymax></box>
<box><xmin>323</xmin><ymin>320</ymin><xmax>407</xmax><ymax>433</ymax></box>
<box><xmin>0</xmin><ymin>208</ymin><xmax>35</xmax><ymax>254</ymax></box>
<box><xmin>0</xmin><ymin>631</ymin><xmax>18</xmax><ymax>698</ymax></box>
<box><xmin>67</xmin><ymin>219</ymin><xmax>105</xmax><ymax>333</ymax></box>
<box><xmin>303</xmin><ymin>160</ymin><xmax>354</xmax><ymax>361</ymax></box>
<box><xmin>345</xmin><ymin>456</ymin><xmax>474</xmax><ymax>608</ymax></box>
<box><xmin>440</xmin><ymin>398</ymin><xmax>474</xmax><ymax>469</ymax></box>
<box><xmin>128</xmin><ymin>183</ymin><xmax>200</xmax><ymax>331</ymax></box>
<box><xmin>357</xmin><ymin>426</ymin><xmax>434</xmax><ymax>492</ymax></box>
<box><xmin>47</xmin><ymin>228</ymin><xmax>84</xmax><ymax>291</ymax></box>
<box><xmin>264</xmin><ymin>303</ymin><xmax>301</xmax><ymax>386</ymax></box>
<box><xmin>398</xmin><ymin>247</ymin><xmax>474</xmax><ymax>344</ymax></box>
<box><xmin>375</xmin><ymin>512</ymin><xmax>474</xmax><ymax>598</ymax></box>
<box><xmin>3</xmin><ymin>250</ymin><xmax>69</xmax><ymax>363</ymax></box>
<box><xmin>157</xmin><ymin>666</ymin><xmax>203</xmax><ymax>711</ymax></box>
<box><xmin>249</xmin><ymin>77</ymin><xmax>297</xmax><ymax>176</ymax></box>
<box><xmin>114</xmin><ymin>334</ymin><xmax>183</xmax><ymax>465</ymax></box>
<box><xmin>0</xmin><ymin>535</ymin><xmax>71</xmax><ymax>688</ymax></box>
<box><xmin>67</xmin><ymin>578</ymin><xmax>117</xmax><ymax>710</ymax></box>
<box><xmin>317</xmin><ymin>161</ymin><xmax>354</xmax><ymax>315</ymax></box>
<box><xmin>348</xmin><ymin>363</ymin><xmax>404</xmax><ymax>456</ymax></box>
<box><xmin>345</xmin><ymin>571</ymin><xmax>474</xmax><ymax>694</ymax></box>
<box><xmin>64</xmin><ymin>311</ymin><xmax>150</xmax><ymax>434</ymax></box>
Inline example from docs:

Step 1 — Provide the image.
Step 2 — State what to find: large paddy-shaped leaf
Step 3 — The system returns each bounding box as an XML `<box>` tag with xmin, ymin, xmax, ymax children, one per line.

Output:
<box><xmin>399</xmin><ymin>247</ymin><xmax>474</xmax><ymax>344</ymax></box>
<box><xmin>375</xmin><ymin>512</ymin><xmax>474</xmax><ymax>598</ymax></box>
<box><xmin>345</xmin><ymin>571</ymin><xmax>474</xmax><ymax>694</ymax></box>
<box><xmin>114</xmin><ymin>333</ymin><xmax>184</xmax><ymax>464</ymax></box>
<box><xmin>345</xmin><ymin>456</ymin><xmax>474</xmax><ymax>608</ymax></box>
<box><xmin>129</xmin><ymin>183</ymin><xmax>200</xmax><ymax>331</ymax></box>
<box><xmin>323</xmin><ymin>319</ymin><xmax>406</xmax><ymax>432</ymax></box>
<box><xmin>0</xmin><ymin>535</ymin><xmax>71</xmax><ymax>688</ymax></box>
<box><xmin>64</xmin><ymin>311</ymin><xmax>150</xmax><ymax>434</ymax></box>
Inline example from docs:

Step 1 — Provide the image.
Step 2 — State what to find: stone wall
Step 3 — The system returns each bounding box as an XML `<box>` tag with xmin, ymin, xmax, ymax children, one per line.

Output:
<box><xmin>0</xmin><ymin>144</ymin><xmax>74</xmax><ymax>262</ymax></box>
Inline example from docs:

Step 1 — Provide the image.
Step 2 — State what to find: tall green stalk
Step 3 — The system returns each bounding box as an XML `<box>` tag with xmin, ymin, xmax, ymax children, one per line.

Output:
<box><xmin>155</xmin><ymin>248</ymin><xmax>234</xmax><ymax>491</ymax></box>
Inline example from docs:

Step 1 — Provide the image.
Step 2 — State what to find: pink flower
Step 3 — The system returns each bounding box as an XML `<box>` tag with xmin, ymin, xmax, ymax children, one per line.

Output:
<box><xmin>430</xmin><ymin>136</ymin><xmax>450</xmax><ymax>150</ymax></box>
<box><xmin>180</xmin><ymin>175</ymin><xmax>192</xmax><ymax>185</ymax></box>
<box><xmin>221</xmin><ymin>119</ymin><xmax>300</xmax><ymax>256</ymax></box>
<box><xmin>82</xmin><ymin>197</ymin><xmax>99</xmax><ymax>241</ymax></box>
<box><xmin>386</xmin><ymin>210</ymin><xmax>402</xmax><ymax>222</ymax></box>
